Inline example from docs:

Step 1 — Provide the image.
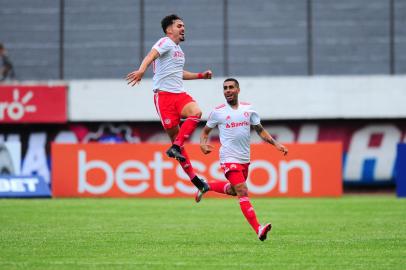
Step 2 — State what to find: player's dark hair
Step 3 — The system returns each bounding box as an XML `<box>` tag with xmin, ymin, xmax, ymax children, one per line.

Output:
<box><xmin>224</xmin><ymin>78</ymin><xmax>239</xmax><ymax>88</ymax></box>
<box><xmin>0</xmin><ymin>43</ymin><xmax>4</xmax><ymax>50</ymax></box>
<box><xmin>161</xmin><ymin>14</ymin><xmax>182</xmax><ymax>34</ymax></box>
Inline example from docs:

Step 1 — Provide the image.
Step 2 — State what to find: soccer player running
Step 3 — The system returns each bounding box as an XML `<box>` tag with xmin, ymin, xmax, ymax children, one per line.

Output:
<box><xmin>198</xmin><ymin>78</ymin><xmax>288</xmax><ymax>241</ymax></box>
<box><xmin>126</xmin><ymin>14</ymin><xmax>211</xmax><ymax>192</ymax></box>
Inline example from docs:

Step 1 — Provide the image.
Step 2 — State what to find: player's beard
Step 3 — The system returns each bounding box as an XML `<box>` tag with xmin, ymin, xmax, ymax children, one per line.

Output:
<box><xmin>227</xmin><ymin>97</ymin><xmax>238</xmax><ymax>106</ymax></box>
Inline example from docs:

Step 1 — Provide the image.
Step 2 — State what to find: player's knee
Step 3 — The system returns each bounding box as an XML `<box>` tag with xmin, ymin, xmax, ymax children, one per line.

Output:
<box><xmin>237</xmin><ymin>189</ymin><xmax>248</xmax><ymax>197</ymax></box>
<box><xmin>234</xmin><ymin>184</ymin><xmax>248</xmax><ymax>197</ymax></box>
<box><xmin>182</xmin><ymin>103</ymin><xmax>202</xmax><ymax>119</ymax></box>
<box><xmin>191</xmin><ymin>110</ymin><xmax>202</xmax><ymax>119</ymax></box>
<box><xmin>227</xmin><ymin>185</ymin><xmax>237</xmax><ymax>196</ymax></box>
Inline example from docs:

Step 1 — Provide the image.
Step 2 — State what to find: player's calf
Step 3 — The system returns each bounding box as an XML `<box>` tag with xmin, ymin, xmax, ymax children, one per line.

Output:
<box><xmin>196</xmin><ymin>181</ymin><xmax>235</xmax><ymax>203</ymax></box>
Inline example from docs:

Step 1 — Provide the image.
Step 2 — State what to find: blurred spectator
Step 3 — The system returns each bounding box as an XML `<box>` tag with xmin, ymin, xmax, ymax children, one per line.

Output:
<box><xmin>0</xmin><ymin>43</ymin><xmax>16</xmax><ymax>81</ymax></box>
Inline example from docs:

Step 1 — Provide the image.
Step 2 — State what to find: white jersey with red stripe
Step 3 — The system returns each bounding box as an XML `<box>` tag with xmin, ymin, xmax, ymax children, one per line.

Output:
<box><xmin>206</xmin><ymin>102</ymin><xmax>261</xmax><ymax>163</ymax></box>
<box><xmin>152</xmin><ymin>37</ymin><xmax>185</xmax><ymax>93</ymax></box>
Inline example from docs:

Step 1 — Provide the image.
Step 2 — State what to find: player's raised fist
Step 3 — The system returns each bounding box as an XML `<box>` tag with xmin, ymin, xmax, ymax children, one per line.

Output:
<box><xmin>202</xmin><ymin>70</ymin><xmax>212</xmax><ymax>79</ymax></box>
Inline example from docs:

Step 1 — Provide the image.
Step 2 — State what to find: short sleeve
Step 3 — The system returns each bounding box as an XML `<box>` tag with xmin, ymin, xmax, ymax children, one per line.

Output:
<box><xmin>152</xmin><ymin>37</ymin><xmax>172</xmax><ymax>55</ymax></box>
<box><xmin>249</xmin><ymin>109</ymin><xmax>261</xmax><ymax>125</ymax></box>
<box><xmin>206</xmin><ymin>110</ymin><xmax>218</xmax><ymax>128</ymax></box>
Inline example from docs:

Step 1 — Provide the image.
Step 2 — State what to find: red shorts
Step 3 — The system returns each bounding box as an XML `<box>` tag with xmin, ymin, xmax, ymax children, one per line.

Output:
<box><xmin>153</xmin><ymin>91</ymin><xmax>195</xmax><ymax>129</ymax></box>
<box><xmin>221</xmin><ymin>163</ymin><xmax>250</xmax><ymax>186</ymax></box>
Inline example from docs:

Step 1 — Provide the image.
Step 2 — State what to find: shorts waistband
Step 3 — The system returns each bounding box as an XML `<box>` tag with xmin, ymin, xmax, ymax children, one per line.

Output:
<box><xmin>153</xmin><ymin>89</ymin><xmax>185</xmax><ymax>94</ymax></box>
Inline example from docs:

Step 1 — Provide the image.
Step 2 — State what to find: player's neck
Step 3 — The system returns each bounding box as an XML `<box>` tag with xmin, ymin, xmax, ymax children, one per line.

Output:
<box><xmin>227</xmin><ymin>100</ymin><xmax>239</xmax><ymax>109</ymax></box>
<box><xmin>167</xmin><ymin>35</ymin><xmax>181</xmax><ymax>45</ymax></box>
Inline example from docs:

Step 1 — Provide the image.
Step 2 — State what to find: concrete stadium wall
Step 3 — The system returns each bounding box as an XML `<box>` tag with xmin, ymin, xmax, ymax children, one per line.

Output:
<box><xmin>69</xmin><ymin>75</ymin><xmax>406</xmax><ymax>121</ymax></box>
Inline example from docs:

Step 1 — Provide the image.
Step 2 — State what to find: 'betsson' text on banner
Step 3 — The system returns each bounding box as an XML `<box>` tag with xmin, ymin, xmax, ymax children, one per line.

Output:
<box><xmin>52</xmin><ymin>143</ymin><xmax>342</xmax><ymax>198</ymax></box>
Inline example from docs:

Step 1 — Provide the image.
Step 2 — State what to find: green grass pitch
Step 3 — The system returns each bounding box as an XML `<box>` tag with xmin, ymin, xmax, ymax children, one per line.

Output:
<box><xmin>1</xmin><ymin>196</ymin><xmax>405</xmax><ymax>270</ymax></box>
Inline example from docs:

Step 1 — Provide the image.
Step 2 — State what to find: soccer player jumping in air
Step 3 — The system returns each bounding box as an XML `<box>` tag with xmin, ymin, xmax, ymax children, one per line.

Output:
<box><xmin>126</xmin><ymin>14</ymin><xmax>211</xmax><ymax>192</ymax></box>
<box><xmin>199</xmin><ymin>78</ymin><xmax>288</xmax><ymax>241</ymax></box>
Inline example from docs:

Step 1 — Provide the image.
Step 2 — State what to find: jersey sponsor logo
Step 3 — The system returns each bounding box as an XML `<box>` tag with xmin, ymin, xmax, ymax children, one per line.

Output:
<box><xmin>173</xmin><ymin>51</ymin><xmax>184</xmax><ymax>58</ymax></box>
<box><xmin>225</xmin><ymin>121</ymin><xmax>250</xmax><ymax>128</ymax></box>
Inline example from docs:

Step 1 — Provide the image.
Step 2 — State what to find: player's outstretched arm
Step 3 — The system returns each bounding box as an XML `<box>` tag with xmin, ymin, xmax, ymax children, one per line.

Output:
<box><xmin>200</xmin><ymin>126</ymin><xmax>214</xmax><ymax>155</ymax></box>
<box><xmin>126</xmin><ymin>49</ymin><xmax>160</xmax><ymax>86</ymax></box>
<box><xmin>183</xmin><ymin>70</ymin><xmax>212</xmax><ymax>80</ymax></box>
<box><xmin>253</xmin><ymin>124</ymin><xmax>288</xmax><ymax>156</ymax></box>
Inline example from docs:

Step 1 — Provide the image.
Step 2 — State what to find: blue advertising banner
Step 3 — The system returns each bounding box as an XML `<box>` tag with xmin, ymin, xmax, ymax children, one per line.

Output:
<box><xmin>395</xmin><ymin>144</ymin><xmax>406</xmax><ymax>198</ymax></box>
<box><xmin>0</xmin><ymin>176</ymin><xmax>51</xmax><ymax>198</ymax></box>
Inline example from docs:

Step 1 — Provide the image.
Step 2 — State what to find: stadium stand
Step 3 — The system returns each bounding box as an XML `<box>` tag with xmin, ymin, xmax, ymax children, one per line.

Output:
<box><xmin>0</xmin><ymin>0</ymin><xmax>405</xmax><ymax>79</ymax></box>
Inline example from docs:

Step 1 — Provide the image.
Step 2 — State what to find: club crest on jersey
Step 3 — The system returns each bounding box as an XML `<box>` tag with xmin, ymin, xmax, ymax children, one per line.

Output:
<box><xmin>164</xmin><ymin>119</ymin><xmax>171</xmax><ymax>125</ymax></box>
<box><xmin>226</xmin><ymin>115</ymin><xmax>231</xmax><ymax>120</ymax></box>
<box><xmin>244</xmin><ymin>112</ymin><xmax>250</xmax><ymax>118</ymax></box>
<box><xmin>221</xmin><ymin>164</ymin><xmax>230</xmax><ymax>174</ymax></box>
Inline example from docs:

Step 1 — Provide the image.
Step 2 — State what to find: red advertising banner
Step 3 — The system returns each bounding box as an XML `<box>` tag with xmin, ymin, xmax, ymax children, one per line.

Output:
<box><xmin>52</xmin><ymin>143</ymin><xmax>342</xmax><ymax>198</ymax></box>
<box><xmin>0</xmin><ymin>85</ymin><xmax>67</xmax><ymax>123</ymax></box>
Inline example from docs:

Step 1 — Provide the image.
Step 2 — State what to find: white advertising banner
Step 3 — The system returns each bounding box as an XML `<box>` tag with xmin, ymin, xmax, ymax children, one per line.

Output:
<box><xmin>68</xmin><ymin>75</ymin><xmax>406</xmax><ymax>121</ymax></box>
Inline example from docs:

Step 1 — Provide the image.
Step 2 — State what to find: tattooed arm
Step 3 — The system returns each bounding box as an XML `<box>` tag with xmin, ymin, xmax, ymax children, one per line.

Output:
<box><xmin>200</xmin><ymin>126</ymin><xmax>214</xmax><ymax>155</ymax></box>
<box><xmin>252</xmin><ymin>124</ymin><xmax>288</xmax><ymax>155</ymax></box>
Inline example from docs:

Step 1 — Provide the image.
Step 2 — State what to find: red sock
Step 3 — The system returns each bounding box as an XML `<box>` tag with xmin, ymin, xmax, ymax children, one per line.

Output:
<box><xmin>239</xmin><ymin>196</ymin><xmax>260</xmax><ymax>233</ymax></box>
<box><xmin>173</xmin><ymin>116</ymin><xmax>200</xmax><ymax>147</ymax></box>
<box><xmin>207</xmin><ymin>181</ymin><xmax>229</xmax><ymax>194</ymax></box>
<box><xmin>179</xmin><ymin>148</ymin><xmax>196</xmax><ymax>180</ymax></box>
